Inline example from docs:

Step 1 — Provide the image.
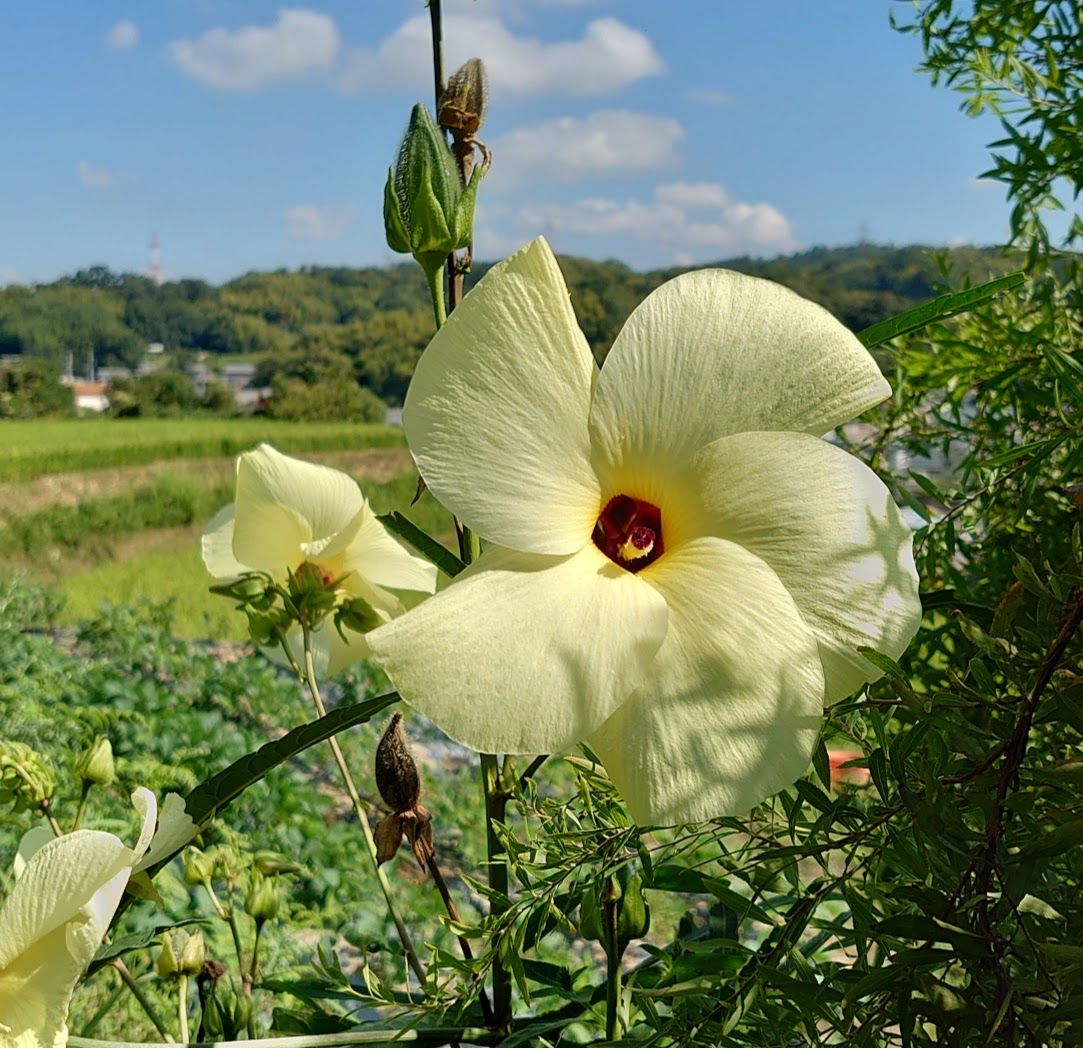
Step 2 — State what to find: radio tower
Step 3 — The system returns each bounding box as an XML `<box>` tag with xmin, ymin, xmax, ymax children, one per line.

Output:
<box><xmin>147</xmin><ymin>232</ymin><xmax>164</xmax><ymax>286</ymax></box>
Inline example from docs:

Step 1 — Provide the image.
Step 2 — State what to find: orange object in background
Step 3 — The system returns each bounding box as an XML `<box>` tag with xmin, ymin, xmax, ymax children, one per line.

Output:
<box><xmin>828</xmin><ymin>749</ymin><xmax>871</xmax><ymax>787</ymax></box>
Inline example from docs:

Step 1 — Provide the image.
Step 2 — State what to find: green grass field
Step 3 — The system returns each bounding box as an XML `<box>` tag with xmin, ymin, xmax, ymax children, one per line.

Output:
<box><xmin>0</xmin><ymin>417</ymin><xmax>404</xmax><ymax>480</ymax></box>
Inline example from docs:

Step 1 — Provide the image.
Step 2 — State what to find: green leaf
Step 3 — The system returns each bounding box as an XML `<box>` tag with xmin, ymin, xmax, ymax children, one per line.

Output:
<box><xmin>857</xmin><ymin>272</ymin><xmax>1024</xmax><ymax>348</ymax></box>
<box><xmin>378</xmin><ymin>511</ymin><xmax>466</xmax><ymax>577</ymax></box>
<box><xmin>182</xmin><ymin>691</ymin><xmax>400</xmax><ymax>830</ymax></box>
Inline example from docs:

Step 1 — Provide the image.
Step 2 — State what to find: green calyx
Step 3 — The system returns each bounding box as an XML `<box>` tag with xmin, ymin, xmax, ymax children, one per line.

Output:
<box><xmin>383</xmin><ymin>103</ymin><xmax>484</xmax><ymax>272</ymax></box>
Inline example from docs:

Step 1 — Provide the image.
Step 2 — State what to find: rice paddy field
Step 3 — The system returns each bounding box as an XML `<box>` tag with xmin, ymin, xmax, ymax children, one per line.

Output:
<box><xmin>0</xmin><ymin>416</ymin><xmax>446</xmax><ymax>636</ymax></box>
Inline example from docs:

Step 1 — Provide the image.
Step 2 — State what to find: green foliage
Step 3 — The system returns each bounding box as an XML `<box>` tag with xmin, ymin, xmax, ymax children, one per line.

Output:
<box><xmin>0</xmin><ymin>356</ymin><xmax>70</xmax><ymax>418</ymax></box>
<box><xmin>107</xmin><ymin>369</ymin><xmax>200</xmax><ymax>418</ymax></box>
<box><xmin>261</xmin><ymin>348</ymin><xmax>387</xmax><ymax>422</ymax></box>
<box><xmin>900</xmin><ymin>0</ymin><xmax>1082</xmax><ymax>256</ymax></box>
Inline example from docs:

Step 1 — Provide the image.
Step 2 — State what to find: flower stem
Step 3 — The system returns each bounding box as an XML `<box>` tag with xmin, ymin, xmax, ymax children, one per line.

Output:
<box><xmin>602</xmin><ymin>884</ymin><xmax>622</xmax><ymax>1041</ymax></box>
<box><xmin>480</xmin><ymin>753</ymin><xmax>511</xmax><ymax>1030</ymax></box>
<box><xmin>177</xmin><ymin>974</ymin><xmax>190</xmax><ymax>1044</ymax></box>
<box><xmin>201</xmin><ymin>879</ymin><xmax>253</xmax><ymax>1016</ymax></box>
<box><xmin>72</xmin><ymin>780</ymin><xmax>91</xmax><ymax>831</ymax></box>
<box><xmin>251</xmin><ymin>919</ymin><xmax>265</xmax><ymax>986</ymax></box>
<box><xmin>424</xmin><ymin>260</ymin><xmax>447</xmax><ymax>330</ymax></box>
<box><xmin>111</xmin><ymin>958</ymin><xmax>173</xmax><ymax>1042</ymax></box>
<box><xmin>299</xmin><ymin>625</ymin><xmax>426</xmax><ymax>986</ymax></box>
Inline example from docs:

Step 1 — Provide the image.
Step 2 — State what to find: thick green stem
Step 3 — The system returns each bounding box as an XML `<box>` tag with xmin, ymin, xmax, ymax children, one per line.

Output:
<box><xmin>300</xmin><ymin>625</ymin><xmax>426</xmax><ymax>986</ymax></box>
<box><xmin>603</xmin><ymin>887</ymin><xmax>622</xmax><ymax>1041</ymax></box>
<box><xmin>481</xmin><ymin>753</ymin><xmax>511</xmax><ymax>1029</ymax></box>
<box><xmin>424</xmin><ymin>261</ymin><xmax>447</xmax><ymax>330</ymax></box>
<box><xmin>177</xmin><ymin>974</ymin><xmax>190</xmax><ymax>1044</ymax></box>
<box><xmin>251</xmin><ymin>919</ymin><xmax>265</xmax><ymax>986</ymax></box>
<box><xmin>111</xmin><ymin>958</ymin><xmax>173</xmax><ymax>1041</ymax></box>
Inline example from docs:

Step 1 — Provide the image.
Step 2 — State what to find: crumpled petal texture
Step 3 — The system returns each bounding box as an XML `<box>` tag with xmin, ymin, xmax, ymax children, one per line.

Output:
<box><xmin>371</xmin><ymin>237</ymin><xmax>922</xmax><ymax>824</ymax></box>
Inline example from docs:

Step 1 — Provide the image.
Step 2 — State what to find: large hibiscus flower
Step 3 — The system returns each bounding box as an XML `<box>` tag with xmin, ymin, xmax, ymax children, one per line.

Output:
<box><xmin>368</xmin><ymin>238</ymin><xmax>921</xmax><ymax>825</ymax></box>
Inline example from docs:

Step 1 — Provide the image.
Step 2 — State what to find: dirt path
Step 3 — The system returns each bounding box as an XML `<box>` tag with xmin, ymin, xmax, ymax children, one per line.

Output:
<box><xmin>0</xmin><ymin>448</ymin><xmax>415</xmax><ymax>519</ymax></box>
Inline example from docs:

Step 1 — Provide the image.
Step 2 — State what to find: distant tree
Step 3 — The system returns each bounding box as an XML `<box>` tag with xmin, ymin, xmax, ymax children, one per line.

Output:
<box><xmin>201</xmin><ymin>379</ymin><xmax>238</xmax><ymax>416</ymax></box>
<box><xmin>0</xmin><ymin>358</ymin><xmax>70</xmax><ymax>418</ymax></box>
<box><xmin>266</xmin><ymin>375</ymin><xmax>385</xmax><ymax>423</ymax></box>
<box><xmin>108</xmin><ymin>370</ymin><xmax>199</xmax><ymax>417</ymax></box>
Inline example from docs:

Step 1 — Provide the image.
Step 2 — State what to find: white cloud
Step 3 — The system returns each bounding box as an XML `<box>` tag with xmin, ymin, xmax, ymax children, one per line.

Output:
<box><xmin>492</xmin><ymin>110</ymin><xmax>683</xmax><ymax>185</ymax></box>
<box><xmin>340</xmin><ymin>15</ymin><xmax>662</xmax><ymax>96</ymax></box>
<box><xmin>167</xmin><ymin>9</ymin><xmax>340</xmax><ymax>91</ymax></box>
<box><xmin>517</xmin><ymin>181</ymin><xmax>796</xmax><ymax>257</ymax></box>
<box><xmin>283</xmin><ymin>204</ymin><xmax>356</xmax><ymax>240</ymax></box>
<box><xmin>687</xmin><ymin>88</ymin><xmax>733</xmax><ymax>107</ymax></box>
<box><xmin>967</xmin><ymin>176</ymin><xmax>999</xmax><ymax>192</ymax></box>
<box><xmin>105</xmin><ymin>20</ymin><xmax>139</xmax><ymax>51</ymax></box>
<box><xmin>77</xmin><ymin>161</ymin><xmax>113</xmax><ymax>190</ymax></box>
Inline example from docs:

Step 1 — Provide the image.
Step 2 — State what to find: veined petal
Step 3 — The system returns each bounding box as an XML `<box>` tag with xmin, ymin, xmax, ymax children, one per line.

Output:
<box><xmin>695</xmin><ymin>431</ymin><xmax>922</xmax><ymax>702</ymax></box>
<box><xmin>267</xmin><ymin>620</ymin><xmax>372</xmax><ymax>681</ymax></box>
<box><xmin>404</xmin><ymin>238</ymin><xmax>601</xmax><ymax>555</ymax></box>
<box><xmin>134</xmin><ymin>793</ymin><xmax>198</xmax><ymax>874</ymax></box>
<box><xmin>320</xmin><ymin>503</ymin><xmax>438</xmax><ymax>593</ymax></box>
<box><xmin>589</xmin><ymin>537</ymin><xmax>825</xmax><ymax>825</ymax></box>
<box><xmin>0</xmin><ymin>829</ymin><xmax>131</xmax><ymax>969</ymax></box>
<box><xmin>201</xmin><ymin>504</ymin><xmax>246</xmax><ymax>578</ymax></box>
<box><xmin>367</xmin><ymin>544</ymin><xmax>669</xmax><ymax>753</ymax></box>
<box><xmin>232</xmin><ymin>445</ymin><xmax>363</xmax><ymax>574</ymax></box>
<box><xmin>589</xmin><ymin>269</ymin><xmax>890</xmax><ymax>488</ymax></box>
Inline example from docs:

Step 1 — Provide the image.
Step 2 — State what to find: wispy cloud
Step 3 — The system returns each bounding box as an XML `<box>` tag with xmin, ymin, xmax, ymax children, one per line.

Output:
<box><xmin>492</xmin><ymin>110</ymin><xmax>684</xmax><ymax>185</ymax></box>
<box><xmin>516</xmin><ymin>181</ymin><xmax>797</xmax><ymax>258</ymax></box>
<box><xmin>105</xmin><ymin>20</ymin><xmax>139</xmax><ymax>51</ymax></box>
<box><xmin>283</xmin><ymin>204</ymin><xmax>356</xmax><ymax>240</ymax></box>
<box><xmin>340</xmin><ymin>15</ymin><xmax>662</xmax><ymax>96</ymax></box>
<box><xmin>167</xmin><ymin>8</ymin><xmax>340</xmax><ymax>91</ymax></box>
<box><xmin>77</xmin><ymin>161</ymin><xmax>113</xmax><ymax>190</ymax></box>
<box><xmin>687</xmin><ymin>88</ymin><xmax>733</xmax><ymax>107</ymax></box>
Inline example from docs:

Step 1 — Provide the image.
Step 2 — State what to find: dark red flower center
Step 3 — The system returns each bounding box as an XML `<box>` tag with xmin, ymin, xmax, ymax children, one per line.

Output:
<box><xmin>592</xmin><ymin>494</ymin><xmax>664</xmax><ymax>572</ymax></box>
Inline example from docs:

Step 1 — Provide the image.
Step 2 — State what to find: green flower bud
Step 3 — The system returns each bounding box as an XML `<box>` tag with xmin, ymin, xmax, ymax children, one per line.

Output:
<box><xmin>336</xmin><ymin>595</ymin><xmax>382</xmax><ymax>636</ymax></box>
<box><xmin>156</xmin><ymin>934</ymin><xmax>179</xmax><ymax>979</ymax></box>
<box><xmin>183</xmin><ymin>846</ymin><xmax>215</xmax><ymax>886</ymax></box>
<box><xmin>0</xmin><ymin>741</ymin><xmax>57</xmax><ymax>814</ymax></box>
<box><xmin>383</xmin><ymin>103</ymin><xmax>484</xmax><ymax>276</ymax></box>
<box><xmin>179</xmin><ymin>929</ymin><xmax>206</xmax><ymax>975</ymax></box>
<box><xmin>74</xmin><ymin>736</ymin><xmax>115</xmax><ymax>787</ymax></box>
<box><xmin>615</xmin><ymin>865</ymin><xmax>651</xmax><ymax>943</ymax></box>
<box><xmin>245</xmin><ymin>873</ymin><xmax>283</xmax><ymax>923</ymax></box>
<box><xmin>252</xmin><ymin>850</ymin><xmax>302</xmax><ymax>876</ymax></box>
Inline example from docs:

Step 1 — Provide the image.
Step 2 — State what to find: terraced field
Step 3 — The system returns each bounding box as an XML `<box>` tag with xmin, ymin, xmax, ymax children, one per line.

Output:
<box><xmin>0</xmin><ymin>418</ymin><xmax>448</xmax><ymax>637</ymax></box>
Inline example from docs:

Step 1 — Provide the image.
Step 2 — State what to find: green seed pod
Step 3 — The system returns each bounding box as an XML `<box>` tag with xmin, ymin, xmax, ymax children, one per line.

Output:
<box><xmin>616</xmin><ymin>865</ymin><xmax>651</xmax><ymax>944</ymax></box>
<box><xmin>74</xmin><ymin>736</ymin><xmax>115</xmax><ymax>787</ymax></box>
<box><xmin>383</xmin><ymin>103</ymin><xmax>484</xmax><ymax>277</ymax></box>
<box><xmin>0</xmin><ymin>741</ymin><xmax>57</xmax><ymax>814</ymax></box>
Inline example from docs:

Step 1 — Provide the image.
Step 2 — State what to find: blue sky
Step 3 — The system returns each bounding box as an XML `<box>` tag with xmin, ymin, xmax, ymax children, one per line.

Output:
<box><xmin>0</xmin><ymin>1</ymin><xmax>1015</xmax><ymax>285</ymax></box>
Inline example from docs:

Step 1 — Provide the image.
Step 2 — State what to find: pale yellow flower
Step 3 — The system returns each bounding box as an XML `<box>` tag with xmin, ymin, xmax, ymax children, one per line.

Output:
<box><xmin>368</xmin><ymin>237</ymin><xmax>921</xmax><ymax>825</ymax></box>
<box><xmin>203</xmin><ymin>444</ymin><xmax>438</xmax><ymax>678</ymax></box>
<box><xmin>0</xmin><ymin>789</ymin><xmax>157</xmax><ymax>1047</ymax></box>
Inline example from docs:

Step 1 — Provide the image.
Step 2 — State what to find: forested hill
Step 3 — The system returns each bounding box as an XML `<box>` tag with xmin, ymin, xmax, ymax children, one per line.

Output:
<box><xmin>0</xmin><ymin>243</ymin><xmax>1012</xmax><ymax>405</ymax></box>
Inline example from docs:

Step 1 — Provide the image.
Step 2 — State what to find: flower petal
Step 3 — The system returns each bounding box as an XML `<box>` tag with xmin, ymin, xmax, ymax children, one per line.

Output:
<box><xmin>367</xmin><ymin>544</ymin><xmax>669</xmax><ymax>752</ymax></box>
<box><xmin>589</xmin><ymin>269</ymin><xmax>890</xmax><ymax>488</ymax></box>
<box><xmin>267</xmin><ymin>619</ymin><xmax>373</xmax><ymax>681</ymax></box>
<box><xmin>404</xmin><ymin>238</ymin><xmax>601</xmax><ymax>555</ymax></box>
<box><xmin>231</xmin><ymin>445</ymin><xmax>364</xmax><ymax>574</ymax></box>
<box><xmin>134</xmin><ymin>792</ymin><xmax>199</xmax><ymax>874</ymax></box>
<box><xmin>0</xmin><ymin>829</ymin><xmax>131</xmax><ymax>969</ymax></box>
<box><xmin>201</xmin><ymin>503</ymin><xmax>246</xmax><ymax>578</ymax></box>
<box><xmin>589</xmin><ymin>536</ymin><xmax>825</xmax><ymax>825</ymax></box>
<box><xmin>322</xmin><ymin>503</ymin><xmax>438</xmax><ymax>593</ymax></box>
<box><xmin>695</xmin><ymin>431</ymin><xmax>922</xmax><ymax>702</ymax></box>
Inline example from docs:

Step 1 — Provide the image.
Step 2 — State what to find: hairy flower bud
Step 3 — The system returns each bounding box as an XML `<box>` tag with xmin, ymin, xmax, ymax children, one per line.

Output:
<box><xmin>252</xmin><ymin>850</ymin><xmax>302</xmax><ymax>876</ymax></box>
<box><xmin>179</xmin><ymin>929</ymin><xmax>206</xmax><ymax>975</ymax></box>
<box><xmin>183</xmin><ymin>846</ymin><xmax>215</xmax><ymax>886</ymax></box>
<box><xmin>439</xmin><ymin>58</ymin><xmax>488</xmax><ymax>137</ymax></box>
<box><xmin>74</xmin><ymin>736</ymin><xmax>115</xmax><ymax>787</ymax></box>
<box><xmin>0</xmin><ymin>741</ymin><xmax>57</xmax><ymax>814</ymax></box>
<box><xmin>156</xmin><ymin>934</ymin><xmax>179</xmax><ymax>979</ymax></box>
<box><xmin>336</xmin><ymin>595</ymin><xmax>382</xmax><ymax>636</ymax></box>
<box><xmin>383</xmin><ymin>103</ymin><xmax>484</xmax><ymax>278</ymax></box>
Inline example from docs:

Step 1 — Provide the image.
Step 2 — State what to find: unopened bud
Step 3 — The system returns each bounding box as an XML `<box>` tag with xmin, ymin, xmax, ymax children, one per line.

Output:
<box><xmin>0</xmin><ymin>741</ymin><xmax>57</xmax><ymax>814</ymax></box>
<box><xmin>183</xmin><ymin>847</ymin><xmax>215</xmax><ymax>886</ymax></box>
<box><xmin>375</xmin><ymin>712</ymin><xmax>421</xmax><ymax>813</ymax></box>
<box><xmin>75</xmin><ymin>736</ymin><xmax>115</xmax><ymax>787</ymax></box>
<box><xmin>179</xmin><ymin>929</ymin><xmax>206</xmax><ymax>975</ymax></box>
<box><xmin>336</xmin><ymin>595</ymin><xmax>382</xmax><ymax>636</ymax></box>
<box><xmin>383</xmin><ymin>103</ymin><xmax>484</xmax><ymax>277</ymax></box>
<box><xmin>156</xmin><ymin>934</ymin><xmax>179</xmax><ymax>979</ymax></box>
<box><xmin>252</xmin><ymin>850</ymin><xmax>302</xmax><ymax>876</ymax></box>
<box><xmin>439</xmin><ymin>58</ymin><xmax>488</xmax><ymax>137</ymax></box>
<box><xmin>245</xmin><ymin>873</ymin><xmax>283</xmax><ymax>923</ymax></box>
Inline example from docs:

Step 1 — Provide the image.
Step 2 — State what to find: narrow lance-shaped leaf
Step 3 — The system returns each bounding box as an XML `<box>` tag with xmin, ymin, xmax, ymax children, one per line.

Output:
<box><xmin>857</xmin><ymin>271</ymin><xmax>1025</xmax><ymax>348</ymax></box>
<box><xmin>378</xmin><ymin>511</ymin><xmax>466</xmax><ymax>577</ymax></box>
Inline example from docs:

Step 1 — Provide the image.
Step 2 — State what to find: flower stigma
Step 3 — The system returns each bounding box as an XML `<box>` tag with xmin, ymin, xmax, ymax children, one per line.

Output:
<box><xmin>593</xmin><ymin>494</ymin><xmax>664</xmax><ymax>572</ymax></box>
